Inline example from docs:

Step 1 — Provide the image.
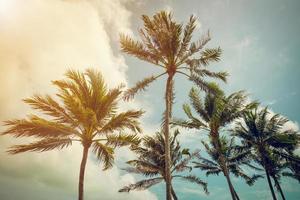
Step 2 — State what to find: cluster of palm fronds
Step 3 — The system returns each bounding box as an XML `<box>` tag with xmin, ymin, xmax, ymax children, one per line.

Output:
<box><xmin>1</xmin><ymin>10</ymin><xmax>299</xmax><ymax>200</ymax></box>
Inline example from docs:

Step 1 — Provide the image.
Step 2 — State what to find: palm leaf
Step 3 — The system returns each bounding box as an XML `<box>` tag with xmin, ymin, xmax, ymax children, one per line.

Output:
<box><xmin>7</xmin><ymin>138</ymin><xmax>72</xmax><ymax>154</ymax></box>
<box><xmin>119</xmin><ymin>177</ymin><xmax>163</xmax><ymax>192</ymax></box>
<box><xmin>123</xmin><ymin>76</ymin><xmax>157</xmax><ymax>101</ymax></box>
<box><xmin>176</xmin><ymin>175</ymin><xmax>208</xmax><ymax>194</ymax></box>
<box><xmin>92</xmin><ymin>141</ymin><xmax>114</xmax><ymax>170</ymax></box>
<box><xmin>3</xmin><ymin>115</ymin><xmax>78</xmax><ymax>138</ymax></box>
<box><xmin>106</xmin><ymin>133</ymin><xmax>140</xmax><ymax>148</ymax></box>
<box><xmin>100</xmin><ymin>110</ymin><xmax>144</xmax><ymax>133</ymax></box>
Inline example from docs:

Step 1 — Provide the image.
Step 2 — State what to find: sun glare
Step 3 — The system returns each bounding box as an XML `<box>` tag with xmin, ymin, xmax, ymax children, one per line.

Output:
<box><xmin>0</xmin><ymin>0</ymin><xmax>14</xmax><ymax>15</ymax></box>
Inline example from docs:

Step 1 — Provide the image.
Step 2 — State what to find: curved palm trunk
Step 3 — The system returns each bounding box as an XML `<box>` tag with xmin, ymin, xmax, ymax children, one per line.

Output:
<box><xmin>265</xmin><ymin>169</ymin><xmax>277</xmax><ymax>200</ymax></box>
<box><xmin>164</xmin><ymin>74</ymin><xmax>174</xmax><ymax>200</ymax></box>
<box><xmin>79</xmin><ymin>146</ymin><xmax>89</xmax><ymax>200</ymax></box>
<box><xmin>171</xmin><ymin>185</ymin><xmax>178</xmax><ymax>200</ymax></box>
<box><xmin>274</xmin><ymin>177</ymin><xmax>286</xmax><ymax>200</ymax></box>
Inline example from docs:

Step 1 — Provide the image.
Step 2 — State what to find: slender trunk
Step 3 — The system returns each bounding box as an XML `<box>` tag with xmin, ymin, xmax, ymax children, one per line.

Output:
<box><xmin>265</xmin><ymin>168</ymin><xmax>277</xmax><ymax>200</ymax></box>
<box><xmin>274</xmin><ymin>177</ymin><xmax>286</xmax><ymax>200</ymax></box>
<box><xmin>233</xmin><ymin>187</ymin><xmax>240</xmax><ymax>200</ymax></box>
<box><xmin>224</xmin><ymin>171</ymin><xmax>237</xmax><ymax>200</ymax></box>
<box><xmin>171</xmin><ymin>185</ymin><xmax>178</xmax><ymax>200</ymax></box>
<box><xmin>211</xmin><ymin>131</ymin><xmax>236</xmax><ymax>200</ymax></box>
<box><xmin>79</xmin><ymin>146</ymin><xmax>89</xmax><ymax>200</ymax></box>
<box><xmin>164</xmin><ymin>74</ymin><xmax>173</xmax><ymax>200</ymax></box>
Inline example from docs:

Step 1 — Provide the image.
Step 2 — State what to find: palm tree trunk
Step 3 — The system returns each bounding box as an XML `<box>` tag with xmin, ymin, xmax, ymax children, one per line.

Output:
<box><xmin>164</xmin><ymin>74</ymin><xmax>174</xmax><ymax>200</ymax></box>
<box><xmin>224</xmin><ymin>170</ymin><xmax>237</xmax><ymax>200</ymax></box>
<box><xmin>274</xmin><ymin>177</ymin><xmax>286</xmax><ymax>200</ymax></box>
<box><xmin>265</xmin><ymin>168</ymin><xmax>277</xmax><ymax>200</ymax></box>
<box><xmin>211</xmin><ymin>131</ymin><xmax>237</xmax><ymax>200</ymax></box>
<box><xmin>79</xmin><ymin>146</ymin><xmax>89</xmax><ymax>200</ymax></box>
<box><xmin>233</xmin><ymin>187</ymin><xmax>240</xmax><ymax>200</ymax></box>
<box><xmin>171</xmin><ymin>185</ymin><xmax>178</xmax><ymax>200</ymax></box>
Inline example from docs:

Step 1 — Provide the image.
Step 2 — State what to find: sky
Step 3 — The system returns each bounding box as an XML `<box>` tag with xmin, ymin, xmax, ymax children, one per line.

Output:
<box><xmin>0</xmin><ymin>0</ymin><xmax>299</xmax><ymax>200</ymax></box>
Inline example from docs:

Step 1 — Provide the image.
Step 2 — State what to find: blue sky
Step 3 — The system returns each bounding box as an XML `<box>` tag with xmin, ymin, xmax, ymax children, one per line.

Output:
<box><xmin>0</xmin><ymin>0</ymin><xmax>299</xmax><ymax>199</ymax></box>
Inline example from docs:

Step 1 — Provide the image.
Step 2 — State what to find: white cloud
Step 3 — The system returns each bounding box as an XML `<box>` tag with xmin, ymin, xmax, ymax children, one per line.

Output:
<box><xmin>0</xmin><ymin>0</ymin><xmax>157</xmax><ymax>199</ymax></box>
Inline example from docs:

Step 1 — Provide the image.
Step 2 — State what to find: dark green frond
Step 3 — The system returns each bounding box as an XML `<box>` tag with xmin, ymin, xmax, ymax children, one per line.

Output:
<box><xmin>177</xmin><ymin>175</ymin><xmax>208</xmax><ymax>194</ymax></box>
<box><xmin>119</xmin><ymin>177</ymin><xmax>163</xmax><ymax>192</ymax></box>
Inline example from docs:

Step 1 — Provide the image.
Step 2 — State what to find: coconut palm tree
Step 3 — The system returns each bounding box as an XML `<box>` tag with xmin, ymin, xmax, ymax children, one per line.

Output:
<box><xmin>232</xmin><ymin>107</ymin><xmax>299</xmax><ymax>200</ymax></box>
<box><xmin>194</xmin><ymin>136</ymin><xmax>262</xmax><ymax>200</ymax></box>
<box><xmin>120</xmin><ymin>11</ymin><xmax>227</xmax><ymax>200</ymax></box>
<box><xmin>172</xmin><ymin>85</ymin><xmax>255</xmax><ymax>200</ymax></box>
<box><xmin>2</xmin><ymin>69</ymin><xmax>144</xmax><ymax>200</ymax></box>
<box><xmin>119</xmin><ymin>130</ymin><xmax>208</xmax><ymax>200</ymax></box>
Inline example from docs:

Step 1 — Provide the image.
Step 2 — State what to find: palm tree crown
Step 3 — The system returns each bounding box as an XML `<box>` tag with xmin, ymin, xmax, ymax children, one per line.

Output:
<box><xmin>2</xmin><ymin>69</ymin><xmax>144</xmax><ymax>200</ymax></box>
<box><xmin>120</xmin><ymin>11</ymin><xmax>228</xmax><ymax>199</ymax></box>
<box><xmin>120</xmin><ymin>11</ymin><xmax>227</xmax><ymax>101</ymax></box>
<box><xmin>194</xmin><ymin>136</ymin><xmax>262</xmax><ymax>186</ymax></box>
<box><xmin>232</xmin><ymin>107</ymin><xmax>299</xmax><ymax>200</ymax></box>
<box><xmin>173</xmin><ymin>85</ymin><xmax>256</xmax><ymax>200</ymax></box>
<box><xmin>119</xmin><ymin>130</ymin><xmax>208</xmax><ymax>200</ymax></box>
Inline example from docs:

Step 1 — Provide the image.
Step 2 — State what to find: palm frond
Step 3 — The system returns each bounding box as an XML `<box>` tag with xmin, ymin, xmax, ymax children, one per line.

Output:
<box><xmin>189</xmin><ymin>74</ymin><xmax>212</xmax><ymax>92</ymax></box>
<box><xmin>3</xmin><ymin>115</ymin><xmax>78</xmax><ymax>138</ymax></box>
<box><xmin>23</xmin><ymin>95</ymin><xmax>76</xmax><ymax>125</ymax></box>
<box><xmin>100</xmin><ymin>110</ymin><xmax>144</xmax><ymax>134</ymax></box>
<box><xmin>92</xmin><ymin>141</ymin><xmax>114</xmax><ymax>170</ymax></box>
<box><xmin>106</xmin><ymin>133</ymin><xmax>140</xmax><ymax>148</ymax></box>
<box><xmin>123</xmin><ymin>76</ymin><xmax>157</xmax><ymax>101</ymax></box>
<box><xmin>176</xmin><ymin>175</ymin><xmax>208</xmax><ymax>194</ymax></box>
<box><xmin>119</xmin><ymin>177</ymin><xmax>163</xmax><ymax>192</ymax></box>
<box><xmin>192</xmin><ymin>68</ymin><xmax>228</xmax><ymax>83</ymax></box>
<box><xmin>120</xmin><ymin>34</ymin><xmax>160</xmax><ymax>65</ymax></box>
<box><xmin>176</xmin><ymin>15</ymin><xmax>196</xmax><ymax>59</ymax></box>
<box><xmin>7</xmin><ymin>138</ymin><xmax>72</xmax><ymax>154</ymax></box>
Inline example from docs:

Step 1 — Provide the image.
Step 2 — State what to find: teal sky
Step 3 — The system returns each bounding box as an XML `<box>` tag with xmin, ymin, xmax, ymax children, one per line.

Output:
<box><xmin>0</xmin><ymin>0</ymin><xmax>299</xmax><ymax>200</ymax></box>
<box><xmin>125</xmin><ymin>0</ymin><xmax>300</xmax><ymax>199</ymax></box>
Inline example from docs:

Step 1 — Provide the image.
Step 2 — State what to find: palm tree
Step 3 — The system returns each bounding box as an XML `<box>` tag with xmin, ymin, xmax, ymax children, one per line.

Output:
<box><xmin>120</xmin><ymin>11</ymin><xmax>227</xmax><ymax>200</ymax></box>
<box><xmin>232</xmin><ymin>107</ymin><xmax>299</xmax><ymax>200</ymax></box>
<box><xmin>2</xmin><ymin>69</ymin><xmax>144</xmax><ymax>200</ymax></box>
<box><xmin>173</xmin><ymin>85</ymin><xmax>255</xmax><ymax>200</ymax></box>
<box><xmin>194</xmin><ymin>136</ymin><xmax>262</xmax><ymax>200</ymax></box>
<box><xmin>119</xmin><ymin>130</ymin><xmax>208</xmax><ymax>200</ymax></box>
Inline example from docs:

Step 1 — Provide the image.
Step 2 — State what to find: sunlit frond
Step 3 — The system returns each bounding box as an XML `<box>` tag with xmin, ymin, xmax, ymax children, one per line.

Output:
<box><xmin>7</xmin><ymin>138</ymin><xmax>72</xmax><ymax>154</ymax></box>
<box><xmin>92</xmin><ymin>141</ymin><xmax>114</xmax><ymax>170</ymax></box>
<box><xmin>106</xmin><ymin>133</ymin><xmax>140</xmax><ymax>148</ymax></box>
<box><xmin>100</xmin><ymin>110</ymin><xmax>144</xmax><ymax>134</ymax></box>
<box><xmin>23</xmin><ymin>95</ymin><xmax>76</xmax><ymax>126</ymax></box>
<box><xmin>3</xmin><ymin>115</ymin><xmax>78</xmax><ymax>138</ymax></box>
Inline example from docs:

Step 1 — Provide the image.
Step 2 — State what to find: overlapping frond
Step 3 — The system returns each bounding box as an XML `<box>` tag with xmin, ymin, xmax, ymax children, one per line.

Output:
<box><xmin>3</xmin><ymin>115</ymin><xmax>78</xmax><ymax>138</ymax></box>
<box><xmin>23</xmin><ymin>95</ymin><xmax>76</xmax><ymax>126</ymax></box>
<box><xmin>106</xmin><ymin>133</ymin><xmax>140</xmax><ymax>148</ymax></box>
<box><xmin>92</xmin><ymin>141</ymin><xmax>114</xmax><ymax>170</ymax></box>
<box><xmin>100</xmin><ymin>110</ymin><xmax>144</xmax><ymax>134</ymax></box>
